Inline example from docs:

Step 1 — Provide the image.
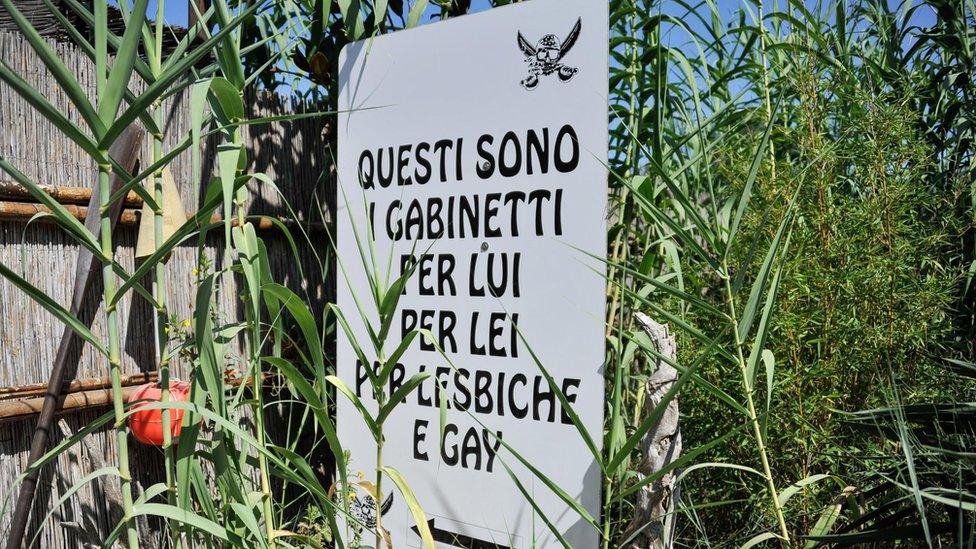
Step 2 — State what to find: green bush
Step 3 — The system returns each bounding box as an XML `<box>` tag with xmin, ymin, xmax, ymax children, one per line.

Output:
<box><xmin>678</xmin><ymin>85</ymin><xmax>966</xmax><ymax>538</ymax></box>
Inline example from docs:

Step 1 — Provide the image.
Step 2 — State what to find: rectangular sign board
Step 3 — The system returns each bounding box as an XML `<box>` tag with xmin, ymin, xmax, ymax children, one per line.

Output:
<box><xmin>336</xmin><ymin>1</ymin><xmax>608</xmax><ymax>546</ymax></box>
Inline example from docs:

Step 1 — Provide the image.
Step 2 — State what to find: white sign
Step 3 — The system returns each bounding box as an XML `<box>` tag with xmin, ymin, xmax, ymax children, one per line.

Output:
<box><xmin>336</xmin><ymin>1</ymin><xmax>607</xmax><ymax>546</ymax></box>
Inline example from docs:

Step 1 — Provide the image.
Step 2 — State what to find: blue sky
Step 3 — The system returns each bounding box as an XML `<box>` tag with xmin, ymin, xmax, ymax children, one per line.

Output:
<box><xmin>143</xmin><ymin>0</ymin><xmax>935</xmax><ymax>40</ymax></box>
<box><xmin>150</xmin><ymin>0</ymin><xmax>495</xmax><ymax>28</ymax></box>
<box><xmin>139</xmin><ymin>0</ymin><xmax>936</xmax><ymax>96</ymax></box>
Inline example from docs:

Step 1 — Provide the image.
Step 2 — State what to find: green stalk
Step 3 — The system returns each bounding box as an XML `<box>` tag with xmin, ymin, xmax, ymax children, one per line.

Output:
<box><xmin>742</xmin><ymin>3</ymin><xmax>786</xmax><ymax>539</ymax></box>
<box><xmin>230</xmin><ymin>129</ymin><xmax>277</xmax><ymax>545</ymax></box>
<box><xmin>603</xmin><ymin>6</ymin><xmax>642</xmax><ymax>547</ymax></box>
<box><xmin>151</xmin><ymin>102</ymin><xmax>182</xmax><ymax>547</ymax></box>
<box><xmin>99</xmin><ymin>164</ymin><xmax>140</xmax><ymax>549</ymax></box>
<box><xmin>145</xmin><ymin>0</ymin><xmax>180</xmax><ymax>541</ymax></box>
<box><xmin>95</xmin><ymin>2</ymin><xmax>136</xmax><ymax>546</ymax></box>
<box><xmin>756</xmin><ymin>0</ymin><xmax>777</xmax><ymax>182</ymax></box>
<box><xmin>249</xmin><ymin>301</ymin><xmax>277</xmax><ymax>545</ymax></box>
<box><xmin>374</xmin><ymin>354</ymin><xmax>388</xmax><ymax>549</ymax></box>
<box><xmin>245</xmin><ymin>195</ymin><xmax>276</xmax><ymax>548</ymax></box>
<box><xmin>227</xmin><ymin>190</ymin><xmax>277</xmax><ymax>547</ymax></box>
<box><xmin>722</xmin><ymin>272</ymin><xmax>790</xmax><ymax>543</ymax></box>
<box><xmin>375</xmin><ymin>428</ymin><xmax>385</xmax><ymax>549</ymax></box>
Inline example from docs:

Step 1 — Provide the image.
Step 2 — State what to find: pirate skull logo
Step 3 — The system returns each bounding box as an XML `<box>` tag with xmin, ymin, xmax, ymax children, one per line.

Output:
<box><xmin>518</xmin><ymin>17</ymin><xmax>582</xmax><ymax>90</ymax></box>
<box><xmin>349</xmin><ymin>491</ymin><xmax>393</xmax><ymax>530</ymax></box>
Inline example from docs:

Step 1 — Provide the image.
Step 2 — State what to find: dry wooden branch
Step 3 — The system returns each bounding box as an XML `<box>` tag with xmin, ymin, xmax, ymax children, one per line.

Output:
<box><xmin>625</xmin><ymin>313</ymin><xmax>682</xmax><ymax>549</ymax></box>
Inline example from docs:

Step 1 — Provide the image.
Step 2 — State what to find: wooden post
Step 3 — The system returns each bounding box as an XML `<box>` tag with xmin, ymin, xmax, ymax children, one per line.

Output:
<box><xmin>187</xmin><ymin>0</ymin><xmax>210</xmax><ymax>41</ymax></box>
<box><xmin>624</xmin><ymin>313</ymin><xmax>682</xmax><ymax>549</ymax></box>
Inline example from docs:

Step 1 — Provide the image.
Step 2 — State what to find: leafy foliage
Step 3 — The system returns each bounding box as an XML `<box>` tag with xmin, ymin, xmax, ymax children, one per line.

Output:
<box><xmin>606</xmin><ymin>0</ymin><xmax>975</xmax><ymax>544</ymax></box>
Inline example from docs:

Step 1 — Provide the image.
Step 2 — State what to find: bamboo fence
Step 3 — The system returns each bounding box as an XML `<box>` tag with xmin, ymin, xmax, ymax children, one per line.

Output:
<box><xmin>0</xmin><ymin>29</ymin><xmax>332</xmax><ymax>547</ymax></box>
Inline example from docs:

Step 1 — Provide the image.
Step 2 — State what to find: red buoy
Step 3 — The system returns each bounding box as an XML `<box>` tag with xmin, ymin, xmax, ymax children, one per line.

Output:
<box><xmin>127</xmin><ymin>381</ymin><xmax>191</xmax><ymax>446</ymax></box>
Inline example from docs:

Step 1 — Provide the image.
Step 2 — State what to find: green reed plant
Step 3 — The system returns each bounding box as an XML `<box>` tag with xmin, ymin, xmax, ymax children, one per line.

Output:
<box><xmin>607</xmin><ymin>104</ymin><xmax>803</xmax><ymax>545</ymax></box>
<box><xmin>324</xmin><ymin>186</ymin><xmax>435</xmax><ymax>547</ymax></box>
<box><xmin>605</xmin><ymin>0</ymin><xmax>797</xmax><ymax>542</ymax></box>
<box><xmin>117</xmin><ymin>0</ymin><xmax>184</xmax><ymax>538</ymax></box>
<box><xmin>1</xmin><ymin>0</ymin><xmax>159</xmax><ymax>543</ymax></box>
<box><xmin>606</xmin><ymin>0</ymin><xmax>973</xmax><ymax>544</ymax></box>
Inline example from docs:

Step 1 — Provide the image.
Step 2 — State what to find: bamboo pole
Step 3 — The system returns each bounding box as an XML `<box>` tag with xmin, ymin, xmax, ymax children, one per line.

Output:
<box><xmin>0</xmin><ymin>180</ymin><xmax>142</xmax><ymax>207</ymax></box>
<box><xmin>0</xmin><ymin>372</ymin><xmax>156</xmax><ymax>401</ymax></box>
<box><xmin>0</xmin><ymin>385</ymin><xmax>144</xmax><ymax>424</ymax></box>
<box><xmin>0</xmin><ymin>199</ymin><xmax>328</xmax><ymax>233</ymax></box>
<box><xmin>0</xmin><ymin>372</ymin><xmax>271</xmax><ymax>423</ymax></box>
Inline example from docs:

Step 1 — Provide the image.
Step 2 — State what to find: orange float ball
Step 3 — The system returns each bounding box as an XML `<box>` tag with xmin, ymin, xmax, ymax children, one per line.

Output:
<box><xmin>127</xmin><ymin>381</ymin><xmax>191</xmax><ymax>446</ymax></box>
